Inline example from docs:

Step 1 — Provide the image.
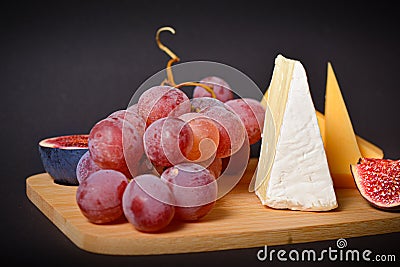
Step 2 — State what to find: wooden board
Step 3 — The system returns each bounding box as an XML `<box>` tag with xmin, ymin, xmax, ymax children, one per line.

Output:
<box><xmin>26</xmin><ymin>159</ymin><xmax>400</xmax><ymax>255</ymax></box>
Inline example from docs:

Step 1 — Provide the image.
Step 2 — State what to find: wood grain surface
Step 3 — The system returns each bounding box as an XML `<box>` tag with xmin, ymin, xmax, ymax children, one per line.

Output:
<box><xmin>26</xmin><ymin>159</ymin><xmax>400</xmax><ymax>255</ymax></box>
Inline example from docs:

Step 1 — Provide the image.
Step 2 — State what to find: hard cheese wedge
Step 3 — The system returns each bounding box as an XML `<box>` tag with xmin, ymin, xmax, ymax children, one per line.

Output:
<box><xmin>315</xmin><ymin>111</ymin><xmax>383</xmax><ymax>159</ymax></box>
<box><xmin>255</xmin><ymin>55</ymin><xmax>338</xmax><ymax>211</ymax></box>
<box><xmin>324</xmin><ymin>63</ymin><xmax>361</xmax><ymax>188</ymax></box>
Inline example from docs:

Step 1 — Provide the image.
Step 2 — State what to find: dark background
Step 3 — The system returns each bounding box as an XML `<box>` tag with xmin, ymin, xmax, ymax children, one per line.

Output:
<box><xmin>1</xmin><ymin>0</ymin><xmax>399</xmax><ymax>266</ymax></box>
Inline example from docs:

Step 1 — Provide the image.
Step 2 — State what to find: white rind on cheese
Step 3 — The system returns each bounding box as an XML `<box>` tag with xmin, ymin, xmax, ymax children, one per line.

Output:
<box><xmin>255</xmin><ymin>55</ymin><xmax>338</xmax><ymax>211</ymax></box>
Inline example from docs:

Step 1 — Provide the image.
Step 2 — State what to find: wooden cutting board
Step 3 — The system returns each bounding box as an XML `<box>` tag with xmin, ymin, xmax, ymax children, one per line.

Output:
<box><xmin>26</xmin><ymin>158</ymin><xmax>400</xmax><ymax>255</ymax></box>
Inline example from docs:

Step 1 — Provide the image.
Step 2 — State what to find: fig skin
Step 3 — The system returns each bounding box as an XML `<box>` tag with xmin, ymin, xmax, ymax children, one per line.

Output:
<box><xmin>39</xmin><ymin>135</ymin><xmax>88</xmax><ymax>185</ymax></box>
<box><xmin>351</xmin><ymin>158</ymin><xmax>400</xmax><ymax>212</ymax></box>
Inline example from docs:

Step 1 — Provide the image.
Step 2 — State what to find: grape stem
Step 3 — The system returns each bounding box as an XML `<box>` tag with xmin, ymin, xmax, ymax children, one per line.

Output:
<box><xmin>156</xmin><ymin>27</ymin><xmax>179</xmax><ymax>60</ymax></box>
<box><xmin>166</xmin><ymin>57</ymin><xmax>179</xmax><ymax>86</ymax></box>
<box><xmin>155</xmin><ymin>27</ymin><xmax>216</xmax><ymax>99</ymax></box>
<box><xmin>175</xmin><ymin>82</ymin><xmax>216</xmax><ymax>98</ymax></box>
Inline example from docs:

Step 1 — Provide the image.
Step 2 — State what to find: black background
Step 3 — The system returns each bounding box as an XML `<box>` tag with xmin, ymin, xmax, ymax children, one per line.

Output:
<box><xmin>1</xmin><ymin>1</ymin><xmax>399</xmax><ymax>266</ymax></box>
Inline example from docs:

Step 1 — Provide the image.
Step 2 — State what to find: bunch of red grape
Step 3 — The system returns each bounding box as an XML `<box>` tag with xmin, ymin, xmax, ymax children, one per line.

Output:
<box><xmin>75</xmin><ymin>76</ymin><xmax>266</xmax><ymax>232</ymax></box>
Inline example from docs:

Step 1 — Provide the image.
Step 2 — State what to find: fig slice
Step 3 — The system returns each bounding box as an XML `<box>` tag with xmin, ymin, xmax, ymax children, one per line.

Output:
<box><xmin>39</xmin><ymin>134</ymin><xmax>89</xmax><ymax>149</ymax></box>
<box><xmin>351</xmin><ymin>158</ymin><xmax>400</xmax><ymax>211</ymax></box>
<box><xmin>39</xmin><ymin>134</ymin><xmax>89</xmax><ymax>185</ymax></box>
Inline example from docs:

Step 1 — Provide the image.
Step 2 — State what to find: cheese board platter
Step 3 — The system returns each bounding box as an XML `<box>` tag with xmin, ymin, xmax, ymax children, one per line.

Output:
<box><xmin>26</xmin><ymin>157</ymin><xmax>400</xmax><ymax>255</ymax></box>
<box><xmin>27</xmin><ymin>29</ymin><xmax>400</xmax><ymax>256</ymax></box>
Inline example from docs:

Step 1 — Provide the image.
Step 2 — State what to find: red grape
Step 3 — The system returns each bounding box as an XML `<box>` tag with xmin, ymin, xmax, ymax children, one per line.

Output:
<box><xmin>138</xmin><ymin>86</ymin><xmax>190</xmax><ymax>127</ymax></box>
<box><xmin>193</xmin><ymin>76</ymin><xmax>233</xmax><ymax>103</ymax></box>
<box><xmin>202</xmin><ymin>157</ymin><xmax>222</xmax><ymax>179</ymax></box>
<box><xmin>201</xmin><ymin>105</ymin><xmax>246</xmax><ymax>158</ymax></box>
<box><xmin>108</xmin><ymin>108</ymin><xmax>145</xmax><ymax>137</ymax></box>
<box><xmin>76</xmin><ymin>151</ymin><xmax>101</xmax><ymax>184</ymax></box>
<box><xmin>225</xmin><ymin>98</ymin><xmax>265</xmax><ymax>145</ymax></box>
<box><xmin>221</xmin><ymin>156</ymin><xmax>230</xmax><ymax>174</ymax></box>
<box><xmin>126</xmin><ymin>103</ymin><xmax>139</xmax><ymax>114</ymax></box>
<box><xmin>161</xmin><ymin>163</ymin><xmax>217</xmax><ymax>221</ymax></box>
<box><xmin>137</xmin><ymin>155</ymin><xmax>165</xmax><ymax>176</ymax></box>
<box><xmin>179</xmin><ymin>113</ymin><xmax>219</xmax><ymax>162</ymax></box>
<box><xmin>122</xmin><ymin>174</ymin><xmax>175</xmax><ymax>232</ymax></box>
<box><xmin>88</xmin><ymin>117</ymin><xmax>143</xmax><ymax>178</ymax></box>
<box><xmin>76</xmin><ymin>169</ymin><xmax>128</xmax><ymax>224</ymax></box>
<box><xmin>143</xmin><ymin>117</ymin><xmax>193</xmax><ymax>167</ymax></box>
<box><xmin>190</xmin><ymin>97</ymin><xmax>224</xmax><ymax>113</ymax></box>
<box><xmin>108</xmin><ymin>109</ymin><xmax>125</xmax><ymax>120</ymax></box>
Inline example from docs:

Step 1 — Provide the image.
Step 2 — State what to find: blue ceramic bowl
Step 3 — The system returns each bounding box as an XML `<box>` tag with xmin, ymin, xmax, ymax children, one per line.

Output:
<box><xmin>39</xmin><ymin>134</ymin><xmax>89</xmax><ymax>185</ymax></box>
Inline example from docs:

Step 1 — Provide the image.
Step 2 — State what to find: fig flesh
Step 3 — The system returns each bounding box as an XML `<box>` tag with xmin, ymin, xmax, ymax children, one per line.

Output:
<box><xmin>351</xmin><ymin>158</ymin><xmax>400</xmax><ymax>211</ymax></box>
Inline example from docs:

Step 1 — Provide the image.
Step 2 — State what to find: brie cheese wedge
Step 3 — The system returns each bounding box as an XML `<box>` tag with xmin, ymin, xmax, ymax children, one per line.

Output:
<box><xmin>255</xmin><ymin>54</ymin><xmax>338</xmax><ymax>211</ymax></box>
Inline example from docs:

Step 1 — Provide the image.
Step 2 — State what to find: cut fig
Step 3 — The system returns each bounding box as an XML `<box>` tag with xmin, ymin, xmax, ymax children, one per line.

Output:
<box><xmin>39</xmin><ymin>134</ymin><xmax>89</xmax><ymax>185</ymax></box>
<box><xmin>351</xmin><ymin>158</ymin><xmax>400</xmax><ymax>211</ymax></box>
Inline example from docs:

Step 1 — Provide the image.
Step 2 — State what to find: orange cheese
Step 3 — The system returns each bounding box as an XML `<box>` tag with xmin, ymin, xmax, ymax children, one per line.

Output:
<box><xmin>316</xmin><ymin>111</ymin><xmax>383</xmax><ymax>159</ymax></box>
<box><xmin>324</xmin><ymin>63</ymin><xmax>361</xmax><ymax>188</ymax></box>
